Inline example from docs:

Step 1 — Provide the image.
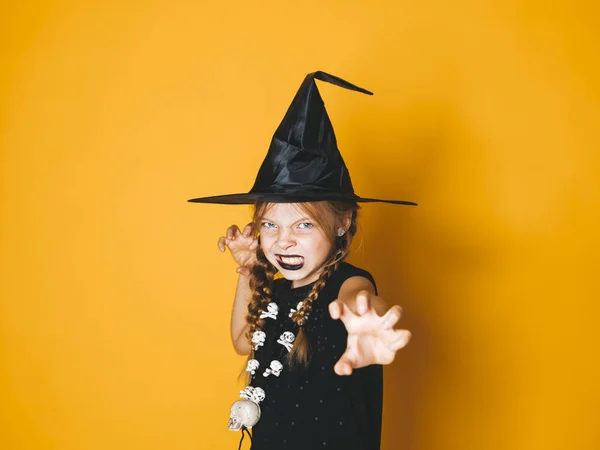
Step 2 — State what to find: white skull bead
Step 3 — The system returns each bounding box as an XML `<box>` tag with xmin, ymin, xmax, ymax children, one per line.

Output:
<box><xmin>282</xmin><ymin>331</ymin><xmax>295</xmax><ymax>343</ymax></box>
<box><xmin>260</xmin><ymin>302</ymin><xmax>279</xmax><ymax>320</ymax></box>
<box><xmin>251</xmin><ymin>331</ymin><xmax>266</xmax><ymax>350</ymax></box>
<box><xmin>228</xmin><ymin>399</ymin><xmax>261</xmax><ymax>431</ymax></box>
<box><xmin>289</xmin><ymin>301</ymin><xmax>304</xmax><ymax>317</ymax></box>
<box><xmin>277</xmin><ymin>331</ymin><xmax>295</xmax><ymax>352</ymax></box>
<box><xmin>246</xmin><ymin>359</ymin><xmax>259</xmax><ymax>375</ymax></box>
<box><xmin>263</xmin><ymin>359</ymin><xmax>283</xmax><ymax>377</ymax></box>
<box><xmin>252</xmin><ymin>387</ymin><xmax>266</xmax><ymax>404</ymax></box>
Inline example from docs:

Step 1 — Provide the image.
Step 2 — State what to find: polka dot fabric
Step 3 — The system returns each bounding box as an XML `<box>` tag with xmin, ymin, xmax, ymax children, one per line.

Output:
<box><xmin>249</xmin><ymin>262</ymin><xmax>383</xmax><ymax>450</ymax></box>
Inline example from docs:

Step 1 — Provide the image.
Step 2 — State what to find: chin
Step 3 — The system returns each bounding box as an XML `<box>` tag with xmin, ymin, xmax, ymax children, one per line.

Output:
<box><xmin>279</xmin><ymin>267</ymin><xmax>319</xmax><ymax>286</ymax></box>
<box><xmin>279</xmin><ymin>268</ymin><xmax>306</xmax><ymax>279</ymax></box>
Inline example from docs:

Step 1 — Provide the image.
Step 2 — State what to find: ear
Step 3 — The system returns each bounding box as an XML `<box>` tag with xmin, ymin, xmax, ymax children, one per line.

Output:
<box><xmin>341</xmin><ymin>213</ymin><xmax>352</xmax><ymax>232</ymax></box>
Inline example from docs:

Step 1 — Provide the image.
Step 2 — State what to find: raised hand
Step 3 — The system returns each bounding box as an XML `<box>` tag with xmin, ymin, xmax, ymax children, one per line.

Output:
<box><xmin>328</xmin><ymin>290</ymin><xmax>411</xmax><ymax>376</ymax></box>
<box><xmin>217</xmin><ymin>223</ymin><xmax>259</xmax><ymax>275</ymax></box>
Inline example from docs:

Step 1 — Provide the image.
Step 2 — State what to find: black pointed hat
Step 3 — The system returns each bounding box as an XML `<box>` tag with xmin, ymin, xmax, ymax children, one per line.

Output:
<box><xmin>188</xmin><ymin>71</ymin><xmax>417</xmax><ymax>206</ymax></box>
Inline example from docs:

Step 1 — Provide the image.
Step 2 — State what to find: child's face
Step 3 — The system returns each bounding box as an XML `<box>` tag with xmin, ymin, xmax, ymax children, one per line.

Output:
<box><xmin>259</xmin><ymin>203</ymin><xmax>333</xmax><ymax>288</ymax></box>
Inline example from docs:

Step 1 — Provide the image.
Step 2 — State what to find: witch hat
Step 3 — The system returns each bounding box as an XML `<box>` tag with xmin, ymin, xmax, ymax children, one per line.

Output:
<box><xmin>188</xmin><ymin>71</ymin><xmax>417</xmax><ymax>206</ymax></box>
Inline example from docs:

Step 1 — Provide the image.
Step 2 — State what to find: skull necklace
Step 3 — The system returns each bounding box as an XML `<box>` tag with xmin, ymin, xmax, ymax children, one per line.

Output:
<box><xmin>227</xmin><ymin>299</ymin><xmax>310</xmax><ymax>442</ymax></box>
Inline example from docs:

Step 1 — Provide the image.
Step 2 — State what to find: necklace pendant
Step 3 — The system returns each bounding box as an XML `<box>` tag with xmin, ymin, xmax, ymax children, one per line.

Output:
<box><xmin>277</xmin><ymin>331</ymin><xmax>295</xmax><ymax>352</ymax></box>
<box><xmin>228</xmin><ymin>398</ymin><xmax>261</xmax><ymax>431</ymax></box>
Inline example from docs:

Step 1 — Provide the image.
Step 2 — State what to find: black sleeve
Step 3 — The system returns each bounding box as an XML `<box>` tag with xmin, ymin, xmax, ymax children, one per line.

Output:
<box><xmin>337</xmin><ymin>263</ymin><xmax>384</xmax><ymax>449</ymax></box>
<box><xmin>353</xmin><ymin>364</ymin><xmax>383</xmax><ymax>450</ymax></box>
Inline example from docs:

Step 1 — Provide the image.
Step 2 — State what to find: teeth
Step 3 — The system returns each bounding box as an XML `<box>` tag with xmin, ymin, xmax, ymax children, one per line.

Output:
<box><xmin>280</xmin><ymin>256</ymin><xmax>303</xmax><ymax>265</ymax></box>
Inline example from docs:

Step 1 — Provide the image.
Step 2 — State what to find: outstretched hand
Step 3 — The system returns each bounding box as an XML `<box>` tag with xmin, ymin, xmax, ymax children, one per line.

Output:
<box><xmin>329</xmin><ymin>290</ymin><xmax>411</xmax><ymax>376</ymax></box>
<box><xmin>217</xmin><ymin>223</ymin><xmax>259</xmax><ymax>276</ymax></box>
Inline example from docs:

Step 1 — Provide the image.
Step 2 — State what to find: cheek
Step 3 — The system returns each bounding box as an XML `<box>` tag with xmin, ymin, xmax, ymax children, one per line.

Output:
<box><xmin>260</xmin><ymin>235</ymin><xmax>276</xmax><ymax>250</ymax></box>
<box><xmin>298</xmin><ymin>235</ymin><xmax>331</xmax><ymax>257</ymax></box>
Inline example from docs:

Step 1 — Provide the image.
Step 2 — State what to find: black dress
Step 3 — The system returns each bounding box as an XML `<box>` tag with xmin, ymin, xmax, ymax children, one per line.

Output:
<box><xmin>248</xmin><ymin>262</ymin><xmax>383</xmax><ymax>450</ymax></box>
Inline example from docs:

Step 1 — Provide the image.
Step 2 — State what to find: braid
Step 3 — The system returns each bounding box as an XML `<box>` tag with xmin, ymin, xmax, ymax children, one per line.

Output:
<box><xmin>247</xmin><ymin>245</ymin><xmax>277</xmax><ymax>337</ymax></box>
<box><xmin>287</xmin><ymin>216</ymin><xmax>355</xmax><ymax>369</ymax></box>
<box><xmin>241</xmin><ymin>243</ymin><xmax>277</xmax><ymax>385</ymax></box>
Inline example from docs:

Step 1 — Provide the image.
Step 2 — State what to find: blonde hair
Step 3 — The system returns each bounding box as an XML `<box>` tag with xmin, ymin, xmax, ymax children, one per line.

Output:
<box><xmin>240</xmin><ymin>200</ymin><xmax>359</xmax><ymax>384</ymax></box>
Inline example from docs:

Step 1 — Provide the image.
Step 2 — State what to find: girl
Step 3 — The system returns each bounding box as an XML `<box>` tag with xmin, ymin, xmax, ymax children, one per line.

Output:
<box><xmin>188</xmin><ymin>71</ymin><xmax>417</xmax><ymax>449</ymax></box>
<box><xmin>219</xmin><ymin>200</ymin><xmax>412</xmax><ymax>450</ymax></box>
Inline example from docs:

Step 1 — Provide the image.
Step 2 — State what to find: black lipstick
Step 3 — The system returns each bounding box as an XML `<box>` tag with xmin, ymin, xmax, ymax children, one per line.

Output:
<box><xmin>275</xmin><ymin>254</ymin><xmax>304</xmax><ymax>271</ymax></box>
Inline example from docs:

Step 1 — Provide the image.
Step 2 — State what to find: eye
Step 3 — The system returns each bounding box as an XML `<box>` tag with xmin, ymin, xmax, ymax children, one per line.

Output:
<box><xmin>261</xmin><ymin>222</ymin><xmax>277</xmax><ymax>229</ymax></box>
<box><xmin>297</xmin><ymin>222</ymin><xmax>314</xmax><ymax>230</ymax></box>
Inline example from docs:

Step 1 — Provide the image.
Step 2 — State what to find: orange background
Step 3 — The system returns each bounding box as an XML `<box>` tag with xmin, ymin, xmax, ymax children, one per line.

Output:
<box><xmin>1</xmin><ymin>1</ymin><xmax>599</xmax><ymax>449</ymax></box>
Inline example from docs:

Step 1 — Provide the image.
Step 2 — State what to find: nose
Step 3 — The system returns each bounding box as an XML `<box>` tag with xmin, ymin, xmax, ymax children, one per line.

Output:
<box><xmin>276</xmin><ymin>229</ymin><xmax>296</xmax><ymax>250</ymax></box>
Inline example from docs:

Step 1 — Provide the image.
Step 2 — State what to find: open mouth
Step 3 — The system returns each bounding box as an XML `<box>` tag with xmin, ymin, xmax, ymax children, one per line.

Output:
<box><xmin>275</xmin><ymin>254</ymin><xmax>305</xmax><ymax>271</ymax></box>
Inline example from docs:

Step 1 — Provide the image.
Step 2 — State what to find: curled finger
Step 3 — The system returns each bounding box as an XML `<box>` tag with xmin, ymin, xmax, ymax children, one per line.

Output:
<box><xmin>328</xmin><ymin>299</ymin><xmax>344</xmax><ymax>320</ymax></box>
<box><xmin>389</xmin><ymin>329</ymin><xmax>411</xmax><ymax>350</ymax></box>
<box><xmin>334</xmin><ymin>350</ymin><xmax>357</xmax><ymax>376</ymax></box>
<box><xmin>236</xmin><ymin>266</ymin><xmax>252</xmax><ymax>276</ymax></box>
<box><xmin>217</xmin><ymin>236</ymin><xmax>227</xmax><ymax>252</ymax></box>
<box><xmin>226</xmin><ymin>225</ymin><xmax>241</xmax><ymax>240</ymax></box>
<box><xmin>381</xmin><ymin>305</ymin><xmax>403</xmax><ymax>329</ymax></box>
<box><xmin>242</xmin><ymin>223</ymin><xmax>254</xmax><ymax>237</ymax></box>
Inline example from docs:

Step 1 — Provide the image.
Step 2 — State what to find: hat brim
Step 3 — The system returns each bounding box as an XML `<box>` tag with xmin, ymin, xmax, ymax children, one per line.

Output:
<box><xmin>187</xmin><ymin>192</ymin><xmax>418</xmax><ymax>206</ymax></box>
